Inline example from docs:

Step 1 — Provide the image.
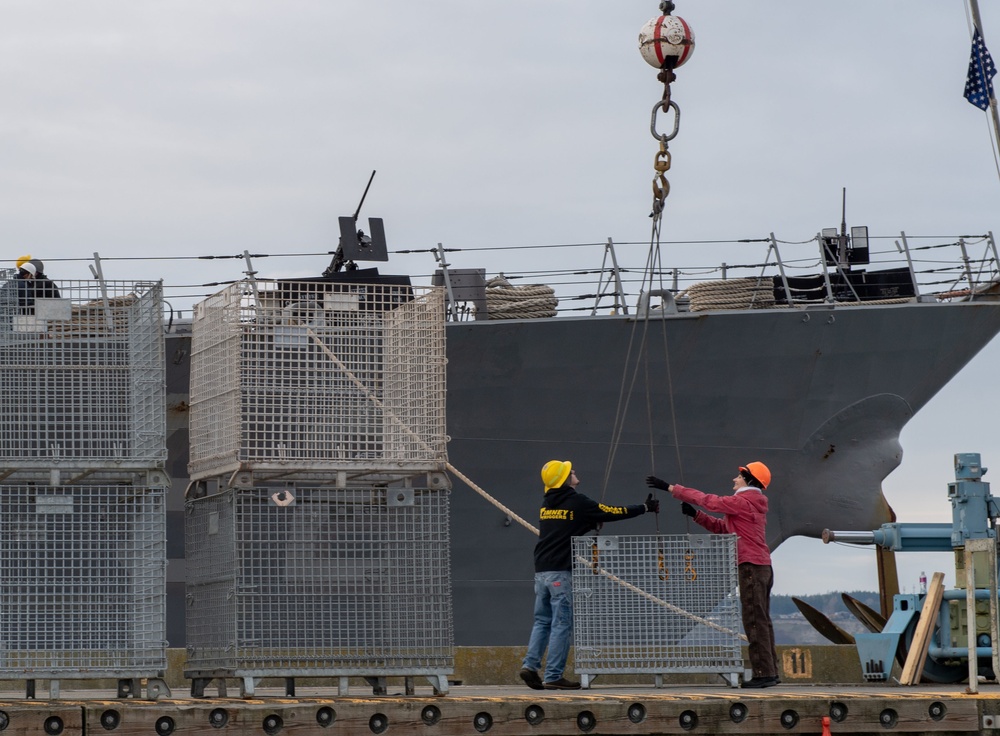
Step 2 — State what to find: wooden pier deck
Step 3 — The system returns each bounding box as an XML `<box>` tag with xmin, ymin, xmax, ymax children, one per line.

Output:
<box><xmin>0</xmin><ymin>683</ymin><xmax>997</xmax><ymax>735</ymax></box>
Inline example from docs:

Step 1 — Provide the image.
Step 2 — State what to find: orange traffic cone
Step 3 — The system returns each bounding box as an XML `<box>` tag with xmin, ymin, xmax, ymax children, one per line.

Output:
<box><xmin>821</xmin><ymin>715</ymin><xmax>831</xmax><ymax>736</ymax></box>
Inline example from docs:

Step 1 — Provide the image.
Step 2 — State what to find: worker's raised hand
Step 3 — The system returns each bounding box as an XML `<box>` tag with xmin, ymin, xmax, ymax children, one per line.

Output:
<box><xmin>645</xmin><ymin>475</ymin><xmax>670</xmax><ymax>492</ymax></box>
<box><xmin>644</xmin><ymin>493</ymin><xmax>660</xmax><ymax>513</ymax></box>
<box><xmin>681</xmin><ymin>502</ymin><xmax>697</xmax><ymax>518</ymax></box>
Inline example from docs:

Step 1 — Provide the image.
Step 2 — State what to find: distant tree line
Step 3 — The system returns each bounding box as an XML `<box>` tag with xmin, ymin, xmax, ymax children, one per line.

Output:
<box><xmin>770</xmin><ymin>590</ymin><xmax>881</xmax><ymax>618</ymax></box>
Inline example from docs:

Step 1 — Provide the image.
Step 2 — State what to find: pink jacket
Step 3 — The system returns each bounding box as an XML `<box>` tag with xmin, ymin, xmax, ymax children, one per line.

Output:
<box><xmin>670</xmin><ymin>483</ymin><xmax>771</xmax><ymax>566</ymax></box>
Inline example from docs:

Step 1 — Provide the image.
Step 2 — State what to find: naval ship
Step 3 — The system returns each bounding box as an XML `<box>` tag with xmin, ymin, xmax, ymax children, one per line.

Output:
<box><xmin>159</xmin><ymin>219</ymin><xmax>1000</xmax><ymax>648</ymax></box>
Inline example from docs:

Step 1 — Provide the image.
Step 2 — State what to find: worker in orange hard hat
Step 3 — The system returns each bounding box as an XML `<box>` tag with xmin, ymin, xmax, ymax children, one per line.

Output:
<box><xmin>646</xmin><ymin>462</ymin><xmax>779</xmax><ymax>689</ymax></box>
<box><xmin>519</xmin><ymin>460</ymin><xmax>659</xmax><ymax>692</ymax></box>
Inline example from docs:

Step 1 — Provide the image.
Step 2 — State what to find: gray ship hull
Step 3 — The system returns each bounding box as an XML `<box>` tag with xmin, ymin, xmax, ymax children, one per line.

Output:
<box><xmin>165</xmin><ymin>298</ymin><xmax>1000</xmax><ymax>646</ymax></box>
<box><xmin>443</xmin><ymin>301</ymin><xmax>1000</xmax><ymax>644</ymax></box>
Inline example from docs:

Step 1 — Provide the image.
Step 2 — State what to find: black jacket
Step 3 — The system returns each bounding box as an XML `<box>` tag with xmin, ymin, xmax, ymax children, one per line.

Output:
<box><xmin>17</xmin><ymin>274</ymin><xmax>60</xmax><ymax>312</ymax></box>
<box><xmin>533</xmin><ymin>485</ymin><xmax>646</xmax><ymax>572</ymax></box>
<box><xmin>32</xmin><ymin>274</ymin><xmax>60</xmax><ymax>300</ymax></box>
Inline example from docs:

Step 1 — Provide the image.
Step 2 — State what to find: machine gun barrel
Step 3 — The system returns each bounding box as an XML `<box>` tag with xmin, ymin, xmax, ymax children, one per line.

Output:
<box><xmin>352</xmin><ymin>170</ymin><xmax>376</xmax><ymax>222</ymax></box>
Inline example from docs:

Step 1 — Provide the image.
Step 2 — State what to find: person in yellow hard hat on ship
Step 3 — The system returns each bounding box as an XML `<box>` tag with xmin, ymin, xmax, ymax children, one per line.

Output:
<box><xmin>646</xmin><ymin>462</ymin><xmax>780</xmax><ymax>689</ymax></box>
<box><xmin>518</xmin><ymin>460</ymin><xmax>659</xmax><ymax>691</ymax></box>
<box><xmin>11</xmin><ymin>255</ymin><xmax>60</xmax><ymax>312</ymax></box>
<box><xmin>7</xmin><ymin>256</ymin><xmax>35</xmax><ymax>313</ymax></box>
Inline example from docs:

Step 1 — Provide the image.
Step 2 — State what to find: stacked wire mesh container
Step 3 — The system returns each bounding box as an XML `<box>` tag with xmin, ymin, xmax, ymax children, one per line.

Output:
<box><xmin>572</xmin><ymin>534</ymin><xmax>743</xmax><ymax>688</ymax></box>
<box><xmin>0</xmin><ymin>269</ymin><xmax>169</xmax><ymax>698</ymax></box>
<box><xmin>184</xmin><ymin>278</ymin><xmax>452</xmax><ymax>696</ymax></box>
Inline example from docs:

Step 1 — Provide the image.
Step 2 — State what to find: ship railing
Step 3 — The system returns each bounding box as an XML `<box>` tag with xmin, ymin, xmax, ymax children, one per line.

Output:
<box><xmin>433</xmin><ymin>230</ymin><xmax>998</xmax><ymax>320</ymax></box>
<box><xmin>643</xmin><ymin>232</ymin><xmax>1000</xmax><ymax>314</ymax></box>
<box><xmin>134</xmin><ymin>228</ymin><xmax>998</xmax><ymax>322</ymax></box>
<box><xmin>702</xmin><ymin>232</ymin><xmax>996</xmax><ymax>312</ymax></box>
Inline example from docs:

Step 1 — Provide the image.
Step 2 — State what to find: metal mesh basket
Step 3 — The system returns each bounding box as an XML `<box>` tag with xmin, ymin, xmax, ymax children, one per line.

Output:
<box><xmin>0</xmin><ymin>485</ymin><xmax>167</xmax><ymax>678</ymax></box>
<box><xmin>188</xmin><ymin>280</ymin><xmax>447</xmax><ymax>483</ymax></box>
<box><xmin>185</xmin><ymin>484</ymin><xmax>453</xmax><ymax>683</ymax></box>
<box><xmin>572</xmin><ymin>534</ymin><xmax>743</xmax><ymax>683</ymax></box>
<box><xmin>0</xmin><ymin>272</ymin><xmax>166</xmax><ymax>475</ymax></box>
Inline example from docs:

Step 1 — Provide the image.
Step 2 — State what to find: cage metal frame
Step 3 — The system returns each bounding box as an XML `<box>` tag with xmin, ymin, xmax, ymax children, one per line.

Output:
<box><xmin>0</xmin><ymin>272</ymin><xmax>167</xmax><ymax>480</ymax></box>
<box><xmin>572</xmin><ymin>534</ymin><xmax>743</xmax><ymax>688</ymax></box>
<box><xmin>187</xmin><ymin>280</ymin><xmax>447</xmax><ymax>485</ymax></box>
<box><xmin>0</xmin><ymin>484</ymin><xmax>170</xmax><ymax>698</ymax></box>
<box><xmin>184</xmin><ymin>482</ymin><xmax>454</xmax><ymax>697</ymax></box>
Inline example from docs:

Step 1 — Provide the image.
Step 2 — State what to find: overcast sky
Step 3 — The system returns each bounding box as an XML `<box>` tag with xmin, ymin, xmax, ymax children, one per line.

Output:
<box><xmin>2</xmin><ymin>1</ymin><xmax>999</xmax><ymax>598</ymax></box>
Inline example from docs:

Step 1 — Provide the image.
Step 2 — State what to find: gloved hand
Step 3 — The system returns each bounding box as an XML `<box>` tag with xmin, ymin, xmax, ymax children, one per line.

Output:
<box><xmin>646</xmin><ymin>475</ymin><xmax>670</xmax><ymax>492</ymax></box>
<box><xmin>644</xmin><ymin>493</ymin><xmax>660</xmax><ymax>513</ymax></box>
<box><xmin>681</xmin><ymin>502</ymin><xmax>697</xmax><ymax>518</ymax></box>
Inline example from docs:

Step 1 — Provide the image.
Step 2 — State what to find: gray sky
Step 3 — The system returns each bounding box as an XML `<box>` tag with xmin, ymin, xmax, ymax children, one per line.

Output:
<box><xmin>2</xmin><ymin>1</ymin><xmax>999</xmax><ymax>596</ymax></box>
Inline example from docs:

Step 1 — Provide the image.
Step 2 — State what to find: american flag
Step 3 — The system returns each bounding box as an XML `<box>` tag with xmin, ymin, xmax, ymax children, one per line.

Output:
<box><xmin>965</xmin><ymin>26</ymin><xmax>996</xmax><ymax>111</ymax></box>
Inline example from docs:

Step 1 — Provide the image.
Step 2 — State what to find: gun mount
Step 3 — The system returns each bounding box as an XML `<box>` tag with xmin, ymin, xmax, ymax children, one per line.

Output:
<box><xmin>323</xmin><ymin>170</ymin><xmax>389</xmax><ymax>277</ymax></box>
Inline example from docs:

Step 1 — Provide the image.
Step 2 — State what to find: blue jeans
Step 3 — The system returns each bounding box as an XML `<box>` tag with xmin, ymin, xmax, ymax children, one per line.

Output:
<box><xmin>521</xmin><ymin>571</ymin><xmax>573</xmax><ymax>683</ymax></box>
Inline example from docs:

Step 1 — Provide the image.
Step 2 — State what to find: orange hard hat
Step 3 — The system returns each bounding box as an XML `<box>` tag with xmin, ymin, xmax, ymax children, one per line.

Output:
<box><xmin>740</xmin><ymin>461</ymin><xmax>771</xmax><ymax>490</ymax></box>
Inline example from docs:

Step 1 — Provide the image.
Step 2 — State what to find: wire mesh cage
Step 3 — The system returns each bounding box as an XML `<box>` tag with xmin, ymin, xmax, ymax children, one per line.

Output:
<box><xmin>0</xmin><ymin>485</ymin><xmax>167</xmax><ymax>681</ymax></box>
<box><xmin>185</xmin><ymin>483</ymin><xmax>453</xmax><ymax>694</ymax></box>
<box><xmin>187</xmin><ymin>280</ymin><xmax>447</xmax><ymax>483</ymax></box>
<box><xmin>0</xmin><ymin>272</ymin><xmax>166</xmax><ymax>474</ymax></box>
<box><xmin>572</xmin><ymin>534</ymin><xmax>743</xmax><ymax>686</ymax></box>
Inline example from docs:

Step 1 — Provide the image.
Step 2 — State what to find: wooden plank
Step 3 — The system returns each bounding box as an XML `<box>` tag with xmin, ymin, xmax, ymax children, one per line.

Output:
<box><xmin>911</xmin><ymin>572</ymin><xmax>948</xmax><ymax>684</ymax></box>
<box><xmin>900</xmin><ymin>571</ymin><xmax>946</xmax><ymax>685</ymax></box>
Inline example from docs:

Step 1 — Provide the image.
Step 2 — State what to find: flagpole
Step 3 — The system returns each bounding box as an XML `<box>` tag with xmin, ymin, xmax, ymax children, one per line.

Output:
<box><xmin>968</xmin><ymin>0</ymin><xmax>1000</xmax><ymax>151</ymax></box>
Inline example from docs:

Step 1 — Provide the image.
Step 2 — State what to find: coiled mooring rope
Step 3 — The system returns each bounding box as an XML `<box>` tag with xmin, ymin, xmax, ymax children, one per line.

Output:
<box><xmin>683</xmin><ymin>277</ymin><xmax>776</xmax><ymax>312</ymax></box>
<box><xmin>484</xmin><ymin>275</ymin><xmax>558</xmax><ymax>319</ymax></box>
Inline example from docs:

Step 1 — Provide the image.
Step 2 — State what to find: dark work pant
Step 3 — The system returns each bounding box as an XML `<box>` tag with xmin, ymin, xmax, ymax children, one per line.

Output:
<box><xmin>738</xmin><ymin>562</ymin><xmax>778</xmax><ymax>679</ymax></box>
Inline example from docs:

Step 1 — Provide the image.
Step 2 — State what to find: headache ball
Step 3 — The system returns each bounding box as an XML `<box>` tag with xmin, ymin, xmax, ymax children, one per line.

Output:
<box><xmin>639</xmin><ymin>15</ymin><xmax>695</xmax><ymax>70</ymax></box>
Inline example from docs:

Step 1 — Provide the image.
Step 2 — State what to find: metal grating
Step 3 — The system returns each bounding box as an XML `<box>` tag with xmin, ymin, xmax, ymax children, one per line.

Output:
<box><xmin>185</xmin><ymin>485</ymin><xmax>453</xmax><ymax>679</ymax></box>
<box><xmin>188</xmin><ymin>281</ymin><xmax>447</xmax><ymax>482</ymax></box>
<box><xmin>572</xmin><ymin>534</ymin><xmax>742</xmax><ymax>681</ymax></box>
<box><xmin>0</xmin><ymin>485</ymin><xmax>167</xmax><ymax>678</ymax></box>
<box><xmin>0</xmin><ymin>271</ymin><xmax>166</xmax><ymax>474</ymax></box>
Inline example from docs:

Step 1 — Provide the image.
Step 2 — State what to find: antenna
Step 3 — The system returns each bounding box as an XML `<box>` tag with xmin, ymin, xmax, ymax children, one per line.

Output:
<box><xmin>822</xmin><ymin>187</ymin><xmax>869</xmax><ymax>269</ymax></box>
<box><xmin>840</xmin><ymin>187</ymin><xmax>847</xmax><ymax>242</ymax></box>
<box><xmin>838</xmin><ymin>187</ymin><xmax>848</xmax><ymax>265</ymax></box>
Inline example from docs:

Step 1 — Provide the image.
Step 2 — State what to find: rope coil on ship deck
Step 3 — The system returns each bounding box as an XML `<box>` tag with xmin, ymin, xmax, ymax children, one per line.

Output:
<box><xmin>483</xmin><ymin>276</ymin><xmax>558</xmax><ymax>319</ymax></box>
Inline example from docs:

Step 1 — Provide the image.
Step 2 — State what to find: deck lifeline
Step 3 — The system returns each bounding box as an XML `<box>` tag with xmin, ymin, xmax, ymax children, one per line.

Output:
<box><xmin>0</xmin><ymin>684</ymin><xmax>997</xmax><ymax>735</ymax></box>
